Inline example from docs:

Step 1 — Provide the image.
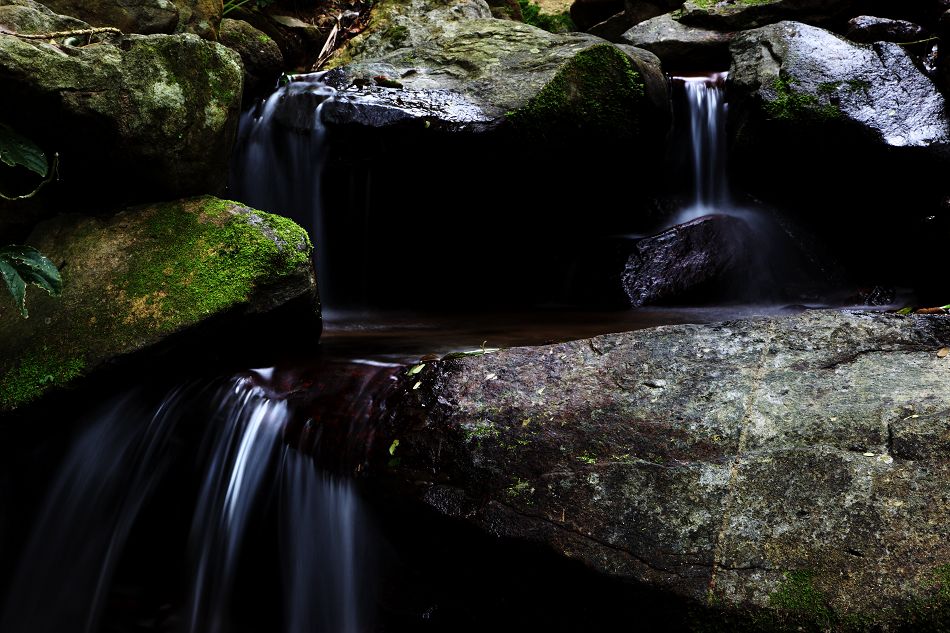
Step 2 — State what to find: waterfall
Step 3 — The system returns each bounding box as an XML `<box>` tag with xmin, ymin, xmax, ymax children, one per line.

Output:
<box><xmin>231</xmin><ymin>75</ymin><xmax>337</xmax><ymax>303</ymax></box>
<box><xmin>1</xmin><ymin>366</ymin><xmax>385</xmax><ymax>633</ymax></box>
<box><xmin>683</xmin><ymin>72</ymin><xmax>730</xmax><ymax>213</ymax></box>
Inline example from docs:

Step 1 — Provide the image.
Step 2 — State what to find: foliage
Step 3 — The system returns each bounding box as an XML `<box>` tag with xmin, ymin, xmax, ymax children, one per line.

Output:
<box><xmin>223</xmin><ymin>0</ymin><xmax>276</xmax><ymax>16</ymax></box>
<box><xmin>0</xmin><ymin>123</ymin><xmax>47</xmax><ymax>178</ymax></box>
<box><xmin>517</xmin><ymin>0</ymin><xmax>575</xmax><ymax>33</ymax></box>
<box><xmin>0</xmin><ymin>245</ymin><xmax>63</xmax><ymax>318</ymax></box>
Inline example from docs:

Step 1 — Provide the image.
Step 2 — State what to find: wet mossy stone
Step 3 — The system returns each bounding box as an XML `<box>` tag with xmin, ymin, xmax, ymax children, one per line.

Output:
<box><xmin>319</xmin><ymin>0</ymin><xmax>669</xmax><ymax>142</ymax></box>
<box><xmin>380</xmin><ymin>310</ymin><xmax>950</xmax><ymax>629</ymax></box>
<box><xmin>0</xmin><ymin>197</ymin><xmax>317</xmax><ymax>412</ymax></box>
<box><xmin>0</xmin><ymin>24</ymin><xmax>242</xmax><ymax>208</ymax></box>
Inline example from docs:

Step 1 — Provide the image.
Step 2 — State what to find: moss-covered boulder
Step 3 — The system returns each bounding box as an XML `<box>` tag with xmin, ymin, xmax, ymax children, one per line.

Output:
<box><xmin>0</xmin><ymin>6</ymin><xmax>242</xmax><ymax>220</ymax></box>
<box><xmin>677</xmin><ymin>0</ymin><xmax>858</xmax><ymax>30</ymax></box>
<box><xmin>378</xmin><ymin>310</ymin><xmax>950</xmax><ymax>629</ymax></box>
<box><xmin>0</xmin><ymin>197</ymin><xmax>317</xmax><ymax>412</ymax></box>
<box><xmin>314</xmin><ymin>0</ymin><xmax>669</xmax><ymax>142</ymax></box>
<box><xmin>219</xmin><ymin>17</ymin><xmax>283</xmax><ymax>101</ymax></box>
<box><xmin>35</xmin><ymin>0</ymin><xmax>222</xmax><ymax>38</ymax></box>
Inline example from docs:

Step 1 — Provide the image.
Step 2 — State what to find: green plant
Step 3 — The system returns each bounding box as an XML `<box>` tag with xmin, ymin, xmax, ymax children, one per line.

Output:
<box><xmin>0</xmin><ymin>123</ymin><xmax>63</xmax><ymax>317</ymax></box>
<box><xmin>223</xmin><ymin>0</ymin><xmax>275</xmax><ymax>16</ymax></box>
<box><xmin>0</xmin><ymin>245</ymin><xmax>62</xmax><ymax>318</ymax></box>
<box><xmin>518</xmin><ymin>0</ymin><xmax>575</xmax><ymax>33</ymax></box>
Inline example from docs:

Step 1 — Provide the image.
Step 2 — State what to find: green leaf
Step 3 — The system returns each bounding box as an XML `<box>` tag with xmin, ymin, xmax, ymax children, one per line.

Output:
<box><xmin>897</xmin><ymin>306</ymin><xmax>914</xmax><ymax>315</ymax></box>
<box><xmin>0</xmin><ymin>245</ymin><xmax>62</xmax><ymax>318</ymax></box>
<box><xmin>0</xmin><ymin>123</ymin><xmax>48</xmax><ymax>178</ymax></box>
<box><xmin>0</xmin><ymin>258</ymin><xmax>26</xmax><ymax>317</ymax></box>
<box><xmin>388</xmin><ymin>439</ymin><xmax>400</xmax><ymax>455</ymax></box>
<box><xmin>407</xmin><ymin>363</ymin><xmax>425</xmax><ymax>376</ymax></box>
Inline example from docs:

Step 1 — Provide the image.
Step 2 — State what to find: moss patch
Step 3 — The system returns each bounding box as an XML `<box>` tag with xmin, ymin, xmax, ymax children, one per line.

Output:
<box><xmin>764</xmin><ymin>75</ymin><xmax>840</xmax><ymax>122</ymax></box>
<box><xmin>0</xmin><ymin>197</ymin><xmax>313</xmax><ymax>410</ymax></box>
<box><xmin>507</xmin><ymin>43</ymin><xmax>645</xmax><ymax>140</ymax></box>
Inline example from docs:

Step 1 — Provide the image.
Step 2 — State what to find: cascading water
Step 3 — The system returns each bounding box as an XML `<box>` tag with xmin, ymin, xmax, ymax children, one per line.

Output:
<box><xmin>682</xmin><ymin>72</ymin><xmax>730</xmax><ymax>216</ymax></box>
<box><xmin>1</xmin><ymin>363</ymin><xmax>390</xmax><ymax>633</ymax></box>
<box><xmin>232</xmin><ymin>75</ymin><xmax>337</xmax><ymax>303</ymax></box>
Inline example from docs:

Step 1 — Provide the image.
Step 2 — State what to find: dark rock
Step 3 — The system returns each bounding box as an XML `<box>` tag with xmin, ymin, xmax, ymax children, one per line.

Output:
<box><xmin>0</xmin><ymin>197</ymin><xmax>317</xmax><ymax>412</ymax></box>
<box><xmin>847</xmin><ymin>15</ymin><xmax>927</xmax><ymax>43</ymax></box>
<box><xmin>678</xmin><ymin>0</ymin><xmax>859</xmax><ymax>30</ymax></box>
<box><xmin>858</xmin><ymin>285</ymin><xmax>896</xmax><ymax>306</ymax></box>
<box><xmin>377</xmin><ymin>310</ymin><xmax>950</xmax><ymax>628</ymax></box>
<box><xmin>33</xmin><ymin>0</ymin><xmax>221</xmax><ymax>37</ymax></box>
<box><xmin>219</xmin><ymin>18</ymin><xmax>284</xmax><ymax>100</ymax></box>
<box><xmin>622</xmin><ymin>214</ymin><xmax>756</xmax><ymax>306</ymax></box>
<box><xmin>0</xmin><ymin>0</ymin><xmax>88</xmax><ymax>32</ymax></box>
<box><xmin>588</xmin><ymin>0</ymin><xmax>667</xmax><ymax>41</ymax></box>
<box><xmin>0</xmin><ymin>9</ymin><xmax>243</xmax><ymax>214</ymax></box>
<box><xmin>621</xmin><ymin>12</ymin><xmax>733</xmax><ymax>68</ymax></box>
<box><xmin>227</xmin><ymin>8</ymin><xmax>330</xmax><ymax>69</ymax></box>
<box><xmin>571</xmin><ymin>0</ymin><xmax>624</xmax><ymax>32</ymax></box>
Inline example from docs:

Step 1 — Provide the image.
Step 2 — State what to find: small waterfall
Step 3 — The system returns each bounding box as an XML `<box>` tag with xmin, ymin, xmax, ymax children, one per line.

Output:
<box><xmin>683</xmin><ymin>72</ymin><xmax>730</xmax><ymax>214</ymax></box>
<box><xmin>231</xmin><ymin>75</ymin><xmax>337</xmax><ymax>303</ymax></box>
<box><xmin>1</xmin><ymin>364</ymin><xmax>388</xmax><ymax>633</ymax></box>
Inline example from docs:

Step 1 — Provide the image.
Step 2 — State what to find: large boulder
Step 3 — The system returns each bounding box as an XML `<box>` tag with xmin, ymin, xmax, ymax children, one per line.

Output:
<box><xmin>0</xmin><ymin>4</ymin><xmax>243</xmax><ymax>223</ymax></box>
<box><xmin>318</xmin><ymin>0</ymin><xmax>670</xmax><ymax>142</ymax></box>
<box><xmin>377</xmin><ymin>310</ymin><xmax>950</xmax><ymax>628</ymax></box>
<box><xmin>621</xmin><ymin>11</ymin><xmax>733</xmax><ymax>67</ymax></box>
<box><xmin>0</xmin><ymin>197</ymin><xmax>317</xmax><ymax>412</ymax></box>
<box><xmin>33</xmin><ymin>0</ymin><xmax>222</xmax><ymax>38</ymax></box>
<box><xmin>846</xmin><ymin>15</ymin><xmax>928</xmax><ymax>44</ymax></box>
<box><xmin>677</xmin><ymin>0</ymin><xmax>859</xmax><ymax>31</ymax></box>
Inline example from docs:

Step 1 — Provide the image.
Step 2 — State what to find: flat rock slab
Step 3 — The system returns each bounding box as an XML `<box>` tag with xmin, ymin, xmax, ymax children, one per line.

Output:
<box><xmin>381</xmin><ymin>310</ymin><xmax>950</xmax><ymax>628</ymax></box>
<box><xmin>0</xmin><ymin>197</ymin><xmax>317</xmax><ymax>411</ymax></box>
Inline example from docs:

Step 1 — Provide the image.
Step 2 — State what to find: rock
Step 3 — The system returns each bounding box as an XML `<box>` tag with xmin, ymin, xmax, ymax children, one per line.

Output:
<box><xmin>677</xmin><ymin>0</ymin><xmax>858</xmax><ymax>31</ymax></box>
<box><xmin>378</xmin><ymin>310</ymin><xmax>950</xmax><ymax>628</ymax></box>
<box><xmin>318</xmin><ymin>0</ymin><xmax>670</xmax><ymax>142</ymax></box>
<box><xmin>0</xmin><ymin>197</ymin><xmax>317</xmax><ymax>412</ymax></box>
<box><xmin>571</xmin><ymin>0</ymin><xmax>624</xmax><ymax>32</ymax></box>
<box><xmin>622</xmin><ymin>214</ymin><xmax>756</xmax><ymax>306</ymax></box>
<box><xmin>588</xmin><ymin>1</ymin><xmax>667</xmax><ymax>42</ymax></box>
<box><xmin>847</xmin><ymin>15</ymin><xmax>928</xmax><ymax>43</ymax></box>
<box><xmin>621</xmin><ymin>12</ymin><xmax>733</xmax><ymax>68</ymax></box>
<box><xmin>0</xmin><ymin>0</ymin><xmax>89</xmax><ymax>33</ymax></box>
<box><xmin>35</xmin><ymin>0</ymin><xmax>221</xmax><ymax>37</ymax></box>
<box><xmin>219</xmin><ymin>18</ymin><xmax>284</xmax><ymax>100</ymax></box>
<box><xmin>227</xmin><ymin>8</ymin><xmax>329</xmax><ymax>69</ymax></box>
<box><xmin>0</xmin><ymin>19</ymin><xmax>243</xmax><ymax>208</ymax></box>
<box><xmin>729</xmin><ymin>21</ymin><xmax>949</xmax><ymax>170</ymax></box>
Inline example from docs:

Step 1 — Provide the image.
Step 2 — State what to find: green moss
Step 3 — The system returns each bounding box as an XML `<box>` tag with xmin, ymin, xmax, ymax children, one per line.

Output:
<box><xmin>120</xmin><ymin>198</ymin><xmax>310</xmax><ymax>332</ymax></box>
<box><xmin>386</xmin><ymin>24</ymin><xmax>410</xmax><ymax>46</ymax></box>
<box><xmin>764</xmin><ymin>76</ymin><xmax>840</xmax><ymax>122</ymax></box>
<box><xmin>690</xmin><ymin>0</ymin><xmax>776</xmax><ymax>8</ymax></box>
<box><xmin>518</xmin><ymin>0</ymin><xmax>574</xmax><ymax>33</ymax></box>
<box><xmin>0</xmin><ymin>352</ymin><xmax>85</xmax><ymax>409</ymax></box>
<box><xmin>768</xmin><ymin>571</ymin><xmax>834</xmax><ymax>629</ymax></box>
<box><xmin>508</xmin><ymin>43</ymin><xmax>645</xmax><ymax>140</ymax></box>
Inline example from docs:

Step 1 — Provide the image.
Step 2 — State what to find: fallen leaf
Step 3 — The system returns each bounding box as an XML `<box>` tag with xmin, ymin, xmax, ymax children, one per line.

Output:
<box><xmin>938</xmin><ymin>347</ymin><xmax>949</xmax><ymax>358</ymax></box>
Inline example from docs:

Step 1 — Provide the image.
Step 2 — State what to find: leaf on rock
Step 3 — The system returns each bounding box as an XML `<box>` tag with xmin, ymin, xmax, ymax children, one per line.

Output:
<box><xmin>0</xmin><ymin>123</ymin><xmax>48</xmax><ymax>177</ymax></box>
<box><xmin>937</xmin><ymin>347</ymin><xmax>949</xmax><ymax>358</ymax></box>
<box><xmin>0</xmin><ymin>245</ymin><xmax>62</xmax><ymax>317</ymax></box>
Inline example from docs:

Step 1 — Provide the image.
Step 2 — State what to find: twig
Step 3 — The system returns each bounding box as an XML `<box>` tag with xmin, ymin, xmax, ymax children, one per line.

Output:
<box><xmin>2</xmin><ymin>27</ymin><xmax>122</xmax><ymax>40</ymax></box>
<box><xmin>0</xmin><ymin>153</ymin><xmax>59</xmax><ymax>202</ymax></box>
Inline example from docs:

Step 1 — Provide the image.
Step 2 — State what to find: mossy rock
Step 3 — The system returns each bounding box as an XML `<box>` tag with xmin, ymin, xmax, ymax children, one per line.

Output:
<box><xmin>0</xmin><ymin>197</ymin><xmax>317</xmax><ymax>412</ymax></box>
<box><xmin>0</xmin><ymin>20</ymin><xmax>243</xmax><ymax>214</ymax></box>
<box><xmin>316</xmin><ymin>0</ymin><xmax>669</xmax><ymax>142</ymax></box>
<box><xmin>677</xmin><ymin>0</ymin><xmax>858</xmax><ymax>30</ymax></box>
<box><xmin>35</xmin><ymin>0</ymin><xmax>222</xmax><ymax>38</ymax></box>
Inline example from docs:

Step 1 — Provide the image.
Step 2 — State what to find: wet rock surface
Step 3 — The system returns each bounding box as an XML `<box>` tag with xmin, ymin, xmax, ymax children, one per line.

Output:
<box><xmin>379</xmin><ymin>310</ymin><xmax>950</xmax><ymax>628</ymax></box>
<box><xmin>621</xmin><ymin>12</ymin><xmax>733</xmax><ymax>68</ymax></box>
<box><xmin>318</xmin><ymin>0</ymin><xmax>669</xmax><ymax>141</ymax></box>
<box><xmin>0</xmin><ymin>197</ymin><xmax>317</xmax><ymax>411</ymax></box>
<box><xmin>622</xmin><ymin>214</ymin><xmax>756</xmax><ymax>307</ymax></box>
<box><xmin>678</xmin><ymin>0</ymin><xmax>858</xmax><ymax>31</ymax></box>
<box><xmin>846</xmin><ymin>15</ymin><xmax>928</xmax><ymax>44</ymax></box>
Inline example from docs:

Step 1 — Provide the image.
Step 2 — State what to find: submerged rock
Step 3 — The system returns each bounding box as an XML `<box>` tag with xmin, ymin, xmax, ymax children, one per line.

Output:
<box><xmin>0</xmin><ymin>5</ymin><xmax>243</xmax><ymax>207</ymax></box>
<box><xmin>319</xmin><ymin>0</ymin><xmax>669</xmax><ymax>142</ymax></box>
<box><xmin>0</xmin><ymin>197</ymin><xmax>317</xmax><ymax>411</ymax></box>
<box><xmin>379</xmin><ymin>310</ymin><xmax>950</xmax><ymax>628</ymax></box>
<box><xmin>622</xmin><ymin>214</ymin><xmax>756</xmax><ymax>306</ymax></box>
